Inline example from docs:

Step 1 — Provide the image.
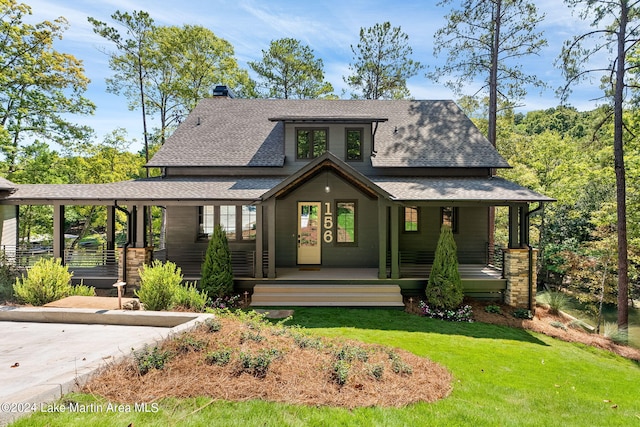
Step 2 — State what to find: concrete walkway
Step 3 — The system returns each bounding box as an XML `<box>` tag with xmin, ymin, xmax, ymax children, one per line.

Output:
<box><xmin>0</xmin><ymin>304</ymin><xmax>212</xmax><ymax>426</ymax></box>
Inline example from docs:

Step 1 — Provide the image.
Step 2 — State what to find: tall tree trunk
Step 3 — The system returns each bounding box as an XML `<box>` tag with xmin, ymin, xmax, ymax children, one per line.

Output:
<box><xmin>614</xmin><ymin>1</ymin><xmax>629</xmax><ymax>335</ymax></box>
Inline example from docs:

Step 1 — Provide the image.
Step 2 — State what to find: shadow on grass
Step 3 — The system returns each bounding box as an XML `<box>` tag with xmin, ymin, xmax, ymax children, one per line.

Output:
<box><xmin>258</xmin><ymin>306</ymin><xmax>549</xmax><ymax>347</ymax></box>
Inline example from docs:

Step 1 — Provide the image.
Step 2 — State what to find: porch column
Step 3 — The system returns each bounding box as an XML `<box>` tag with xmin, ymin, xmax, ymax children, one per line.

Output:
<box><xmin>134</xmin><ymin>205</ymin><xmax>146</xmax><ymax>248</ymax></box>
<box><xmin>53</xmin><ymin>204</ymin><xmax>65</xmax><ymax>262</ymax></box>
<box><xmin>377</xmin><ymin>200</ymin><xmax>388</xmax><ymax>279</ymax></box>
<box><xmin>266</xmin><ymin>199</ymin><xmax>276</xmax><ymax>279</ymax></box>
<box><xmin>508</xmin><ymin>205</ymin><xmax>519</xmax><ymax>248</ymax></box>
<box><xmin>255</xmin><ymin>204</ymin><xmax>264</xmax><ymax>278</ymax></box>
<box><xmin>106</xmin><ymin>205</ymin><xmax>116</xmax><ymax>265</ymax></box>
<box><xmin>519</xmin><ymin>204</ymin><xmax>529</xmax><ymax>247</ymax></box>
<box><xmin>390</xmin><ymin>204</ymin><xmax>400</xmax><ymax>279</ymax></box>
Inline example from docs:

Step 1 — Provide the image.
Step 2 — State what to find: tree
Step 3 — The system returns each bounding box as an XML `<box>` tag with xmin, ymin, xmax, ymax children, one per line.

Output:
<box><xmin>0</xmin><ymin>0</ymin><xmax>94</xmax><ymax>175</ymax></box>
<box><xmin>345</xmin><ymin>22</ymin><xmax>423</xmax><ymax>99</ymax></box>
<box><xmin>426</xmin><ymin>225</ymin><xmax>464</xmax><ymax>309</ymax></box>
<box><xmin>430</xmin><ymin>0</ymin><xmax>547</xmax><ymax>148</ymax></box>
<box><xmin>88</xmin><ymin>10</ymin><xmax>155</xmax><ymax>171</ymax></box>
<box><xmin>558</xmin><ymin>0</ymin><xmax>640</xmax><ymax>337</ymax></box>
<box><xmin>200</xmin><ymin>224</ymin><xmax>234</xmax><ymax>298</ymax></box>
<box><xmin>249</xmin><ymin>38</ymin><xmax>333</xmax><ymax>99</ymax></box>
<box><xmin>147</xmin><ymin>25</ymin><xmax>255</xmax><ymax>143</ymax></box>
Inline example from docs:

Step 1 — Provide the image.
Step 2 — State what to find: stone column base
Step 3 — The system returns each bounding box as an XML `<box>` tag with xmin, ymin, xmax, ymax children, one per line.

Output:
<box><xmin>503</xmin><ymin>248</ymin><xmax>538</xmax><ymax>308</ymax></box>
<box><xmin>118</xmin><ymin>247</ymin><xmax>153</xmax><ymax>288</ymax></box>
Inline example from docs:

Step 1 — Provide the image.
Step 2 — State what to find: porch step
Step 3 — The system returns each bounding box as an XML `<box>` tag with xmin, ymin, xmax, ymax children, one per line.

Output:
<box><xmin>250</xmin><ymin>284</ymin><xmax>404</xmax><ymax>307</ymax></box>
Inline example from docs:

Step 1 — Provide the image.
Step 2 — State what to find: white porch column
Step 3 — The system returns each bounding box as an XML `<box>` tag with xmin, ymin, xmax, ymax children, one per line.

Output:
<box><xmin>266</xmin><ymin>200</ymin><xmax>276</xmax><ymax>279</ymax></box>
<box><xmin>377</xmin><ymin>200</ymin><xmax>388</xmax><ymax>279</ymax></box>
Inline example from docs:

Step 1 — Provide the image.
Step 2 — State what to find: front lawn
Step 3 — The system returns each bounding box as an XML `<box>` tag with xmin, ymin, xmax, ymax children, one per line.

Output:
<box><xmin>11</xmin><ymin>308</ymin><xmax>640</xmax><ymax>426</ymax></box>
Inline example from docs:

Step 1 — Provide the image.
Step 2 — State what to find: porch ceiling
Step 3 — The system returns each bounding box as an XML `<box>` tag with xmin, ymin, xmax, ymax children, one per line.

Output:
<box><xmin>372</xmin><ymin>176</ymin><xmax>555</xmax><ymax>204</ymax></box>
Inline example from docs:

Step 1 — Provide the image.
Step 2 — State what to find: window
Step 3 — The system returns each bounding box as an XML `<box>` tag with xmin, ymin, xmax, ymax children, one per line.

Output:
<box><xmin>336</xmin><ymin>201</ymin><xmax>356</xmax><ymax>244</ymax></box>
<box><xmin>297</xmin><ymin>128</ymin><xmax>327</xmax><ymax>159</ymax></box>
<box><xmin>241</xmin><ymin>205</ymin><xmax>256</xmax><ymax>240</ymax></box>
<box><xmin>199</xmin><ymin>206</ymin><xmax>215</xmax><ymax>239</ymax></box>
<box><xmin>441</xmin><ymin>207</ymin><xmax>459</xmax><ymax>233</ymax></box>
<box><xmin>346</xmin><ymin>128</ymin><xmax>362</xmax><ymax>161</ymax></box>
<box><xmin>198</xmin><ymin>205</ymin><xmax>256</xmax><ymax>241</ymax></box>
<box><xmin>404</xmin><ymin>206</ymin><xmax>419</xmax><ymax>232</ymax></box>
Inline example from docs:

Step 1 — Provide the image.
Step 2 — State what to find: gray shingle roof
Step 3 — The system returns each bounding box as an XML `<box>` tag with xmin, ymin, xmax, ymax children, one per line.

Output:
<box><xmin>371</xmin><ymin>177</ymin><xmax>554</xmax><ymax>202</ymax></box>
<box><xmin>147</xmin><ymin>99</ymin><xmax>509</xmax><ymax>169</ymax></box>
<box><xmin>6</xmin><ymin>176</ymin><xmax>552</xmax><ymax>204</ymax></box>
<box><xmin>0</xmin><ymin>177</ymin><xmax>17</xmax><ymax>193</ymax></box>
<box><xmin>6</xmin><ymin>177</ymin><xmax>286</xmax><ymax>203</ymax></box>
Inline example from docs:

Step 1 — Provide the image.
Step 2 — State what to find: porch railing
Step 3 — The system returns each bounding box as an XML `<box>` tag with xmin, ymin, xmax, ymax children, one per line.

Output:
<box><xmin>154</xmin><ymin>248</ymin><xmax>256</xmax><ymax>278</ymax></box>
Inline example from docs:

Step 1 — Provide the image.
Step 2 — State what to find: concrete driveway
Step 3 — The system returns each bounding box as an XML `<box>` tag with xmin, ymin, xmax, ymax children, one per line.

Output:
<box><xmin>0</xmin><ymin>305</ymin><xmax>212</xmax><ymax>426</ymax></box>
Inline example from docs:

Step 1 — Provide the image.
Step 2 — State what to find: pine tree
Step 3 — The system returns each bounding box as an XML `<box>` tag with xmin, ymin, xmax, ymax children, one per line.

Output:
<box><xmin>426</xmin><ymin>225</ymin><xmax>464</xmax><ymax>310</ymax></box>
<box><xmin>200</xmin><ymin>224</ymin><xmax>234</xmax><ymax>298</ymax></box>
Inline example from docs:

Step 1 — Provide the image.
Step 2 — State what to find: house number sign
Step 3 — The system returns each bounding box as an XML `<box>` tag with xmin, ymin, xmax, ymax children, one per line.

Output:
<box><xmin>323</xmin><ymin>202</ymin><xmax>333</xmax><ymax>243</ymax></box>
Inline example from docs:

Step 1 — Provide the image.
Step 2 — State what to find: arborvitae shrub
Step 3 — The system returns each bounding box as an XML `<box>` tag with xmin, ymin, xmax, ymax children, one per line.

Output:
<box><xmin>200</xmin><ymin>224</ymin><xmax>234</xmax><ymax>298</ymax></box>
<box><xmin>425</xmin><ymin>225</ymin><xmax>463</xmax><ymax>310</ymax></box>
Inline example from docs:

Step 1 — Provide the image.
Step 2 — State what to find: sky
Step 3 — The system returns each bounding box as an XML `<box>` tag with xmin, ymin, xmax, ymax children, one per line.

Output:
<box><xmin>24</xmin><ymin>0</ymin><xmax>602</xmax><ymax>152</ymax></box>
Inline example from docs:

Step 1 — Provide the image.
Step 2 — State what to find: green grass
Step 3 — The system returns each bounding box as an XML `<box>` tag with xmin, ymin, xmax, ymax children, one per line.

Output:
<box><xmin>11</xmin><ymin>308</ymin><xmax>640</xmax><ymax>427</ymax></box>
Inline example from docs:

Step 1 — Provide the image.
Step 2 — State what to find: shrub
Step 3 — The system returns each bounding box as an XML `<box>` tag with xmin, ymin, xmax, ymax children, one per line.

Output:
<box><xmin>425</xmin><ymin>225</ymin><xmax>463</xmax><ymax>310</ymax></box>
<box><xmin>537</xmin><ymin>291</ymin><xmax>569</xmax><ymax>315</ymax></box>
<box><xmin>238</xmin><ymin>349</ymin><xmax>280</xmax><ymax>378</ymax></box>
<box><xmin>210</xmin><ymin>294</ymin><xmax>241</xmax><ymax>309</ymax></box>
<box><xmin>134</xmin><ymin>345</ymin><xmax>172</xmax><ymax>375</ymax></box>
<box><xmin>334</xmin><ymin>344</ymin><xmax>369</xmax><ymax>362</ymax></box>
<box><xmin>485</xmin><ymin>304</ymin><xmax>502</xmax><ymax>314</ymax></box>
<box><xmin>200</xmin><ymin>224</ymin><xmax>234</xmax><ymax>298</ymax></box>
<box><xmin>203</xmin><ymin>317</ymin><xmax>222</xmax><ymax>333</ymax></box>
<box><xmin>174</xmin><ymin>335</ymin><xmax>207</xmax><ymax>353</ymax></box>
<box><xmin>136</xmin><ymin>260</ymin><xmax>183</xmax><ymax>311</ymax></box>
<box><xmin>419</xmin><ymin>301</ymin><xmax>473</xmax><ymax>322</ymax></box>
<box><xmin>513</xmin><ymin>308</ymin><xmax>533</xmax><ymax>319</ymax></box>
<box><xmin>205</xmin><ymin>348</ymin><xmax>232</xmax><ymax>366</ymax></box>
<box><xmin>367</xmin><ymin>363</ymin><xmax>385</xmax><ymax>381</ymax></box>
<box><xmin>332</xmin><ymin>359</ymin><xmax>350</xmax><ymax>386</ymax></box>
<box><xmin>388</xmin><ymin>351</ymin><xmax>413</xmax><ymax>376</ymax></box>
<box><xmin>549</xmin><ymin>320</ymin><xmax>568</xmax><ymax>331</ymax></box>
<box><xmin>173</xmin><ymin>282</ymin><xmax>208</xmax><ymax>312</ymax></box>
<box><xmin>13</xmin><ymin>258</ymin><xmax>95</xmax><ymax>306</ymax></box>
<box><xmin>603</xmin><ymin>322</ymin><xmax>628</xmax><ymax>344</ymax></box>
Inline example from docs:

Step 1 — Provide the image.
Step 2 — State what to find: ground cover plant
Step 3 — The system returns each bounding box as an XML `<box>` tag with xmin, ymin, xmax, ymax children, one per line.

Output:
<box><xmin>11</xmin><ymin>307</ymin><xmax>640</xmax><ymax>427</ymax></box>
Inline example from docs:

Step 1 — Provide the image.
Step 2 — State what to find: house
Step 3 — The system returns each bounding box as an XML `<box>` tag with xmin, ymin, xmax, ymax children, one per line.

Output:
<box><xmin>0</xmin><ymin>89</ymin><xmax>553</xmax><ymax>308</ymax></box>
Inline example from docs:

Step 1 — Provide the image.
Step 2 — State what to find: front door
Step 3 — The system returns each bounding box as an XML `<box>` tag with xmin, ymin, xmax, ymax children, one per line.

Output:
<box><xmin>297</xmin><ymin>202</ymin><xmax>321</xmax><ymax>264</ymax></box>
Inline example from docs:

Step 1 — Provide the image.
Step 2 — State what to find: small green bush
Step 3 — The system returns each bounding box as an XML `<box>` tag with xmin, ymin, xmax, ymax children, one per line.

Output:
<box><xmin>334</xmin><ymin>344</ymin><xmax>369</xmax><ymax>363</ymax></box>
<box><xmin>332</xmin><ymin>359</ymin><xmax>350</xmax><ymax>386</ymax></box>
<box><xmin>485</xmin><ymin>305</ymin><xmax>502</xmax><ymax>314</ymax></box>
<box><xmin>136</xmin><ymin>260</ymin><xmax>183</xmax><ymax>311</ymax></box>
<box><xmin>134</xmin><ymin>345</ymin><xmax>172</xmax><ymax>375</ymax></box>
<box><xmin>513</xmin><ymin>308</ymin><xmax>534</xmax><ymax>319</ymax></box>
<box><xmin>238</xmin><ymin>349</ymin><xmax>280</xmax><ymax>378</ymax></box>
<box><xmin>549</xmin><ymin>320</ymin><xmax>568</xmax><ymax>331</ymax></box>
<box><xmin>367</xmin><ymin>363</ymin><xmax>385</xmax><ymax>381</ymax></box>
<box><xmin>13</xmin><ymin>258</ymin><xmax>95</xmax><ymax>306</ymax></box>
<box><xmin>603</xmin><ymin>322</ymin><xmax>628</xmax><ymax>344</ymax></box>
<box><xmin>203</xmin><ymin>317</ymin><xmax>222</xmax><ymax>333</ymax></box>
<box><xmin>174</xmin><ymin>335</ymin><xmax>208</xmax><ymax>353</ymax></box>
<box><xmin>173</xmin><ymin>282</ymin><xmax>208</xmax><ymax>312</ymax></box>
<box><xmin>205</xmin><ymin>348</ymin><xmax>232</xmax><ymax>366</ymax></box>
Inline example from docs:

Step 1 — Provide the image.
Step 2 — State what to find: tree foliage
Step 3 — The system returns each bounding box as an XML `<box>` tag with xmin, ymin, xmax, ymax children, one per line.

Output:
<box><xmin>249</xmin><ymin>38</ymin><xmax>333</xmax><ymax>99</ymax></box>
<box><xmin>200</xmin><ymin>224</ymin><xmax>234</xmax><ymax>298</ymax></box>
<box><xmin>431</xmin><ymin>0</ymin><xmax>546</xmax><ymax>147</ymax></box>
<box><xmin>558</xmin><ymin>0</ymin><xmax>640</xmax><ymax>333</ymax></box>
<box><xmin>426</xmin><ymin>225</ymin><xmax>464</xmax><ymax>310</ymax></box>
<box><xmin>0</xmin><ymin>0</ymin><xmax>94</xmax><ymax>175</ymax></box>
<box><xmin>345</xmin><ymin>22</ymin><xmax>423</xmax><ymax>99</ymax></box>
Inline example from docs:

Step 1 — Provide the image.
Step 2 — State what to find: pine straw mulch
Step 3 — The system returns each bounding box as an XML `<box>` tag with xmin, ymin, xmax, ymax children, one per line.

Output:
<box><xmin>83</xmin><ymin>314</ymin><xmax>453</xmax><ymax>408</ymax></box>
<box><xmin>462</xmin><ymin>299</ymin><xmax>640</xmax><ymax>361</ymax></box>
